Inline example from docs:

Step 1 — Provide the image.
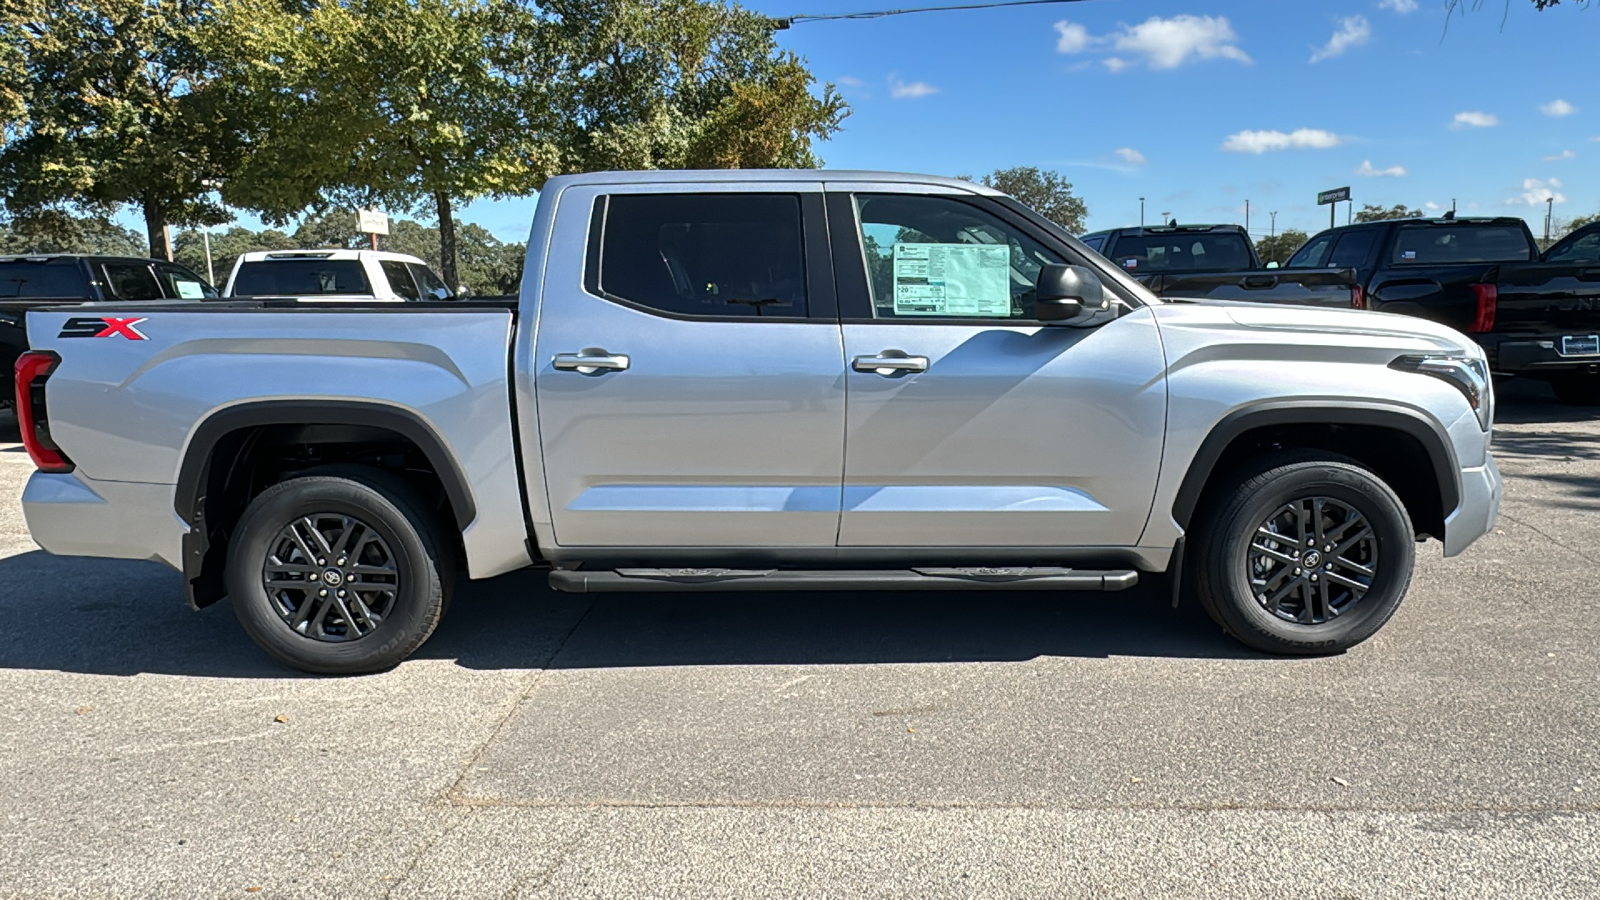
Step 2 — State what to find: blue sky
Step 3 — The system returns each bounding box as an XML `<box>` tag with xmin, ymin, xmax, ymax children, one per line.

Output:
<box><xmin>176</xmin><ymin>0</ymin><xmax>1600</xmax><ymax>246</ymax></box>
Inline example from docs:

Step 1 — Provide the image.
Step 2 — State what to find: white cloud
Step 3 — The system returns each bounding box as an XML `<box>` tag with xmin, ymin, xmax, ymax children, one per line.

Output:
<box><xmin>1113</xmin><ymin>147</ymin><xmax>1147</xmax><ymax>165</ymax></box>
<box><xmin>1379</xmin><ymin>0</ymin><xmax>1418</xmax><ymax>12</ymax></box>
<box><xmin>888</xmin><ymin>76</ymin><xmax>938</xmax><ymax>99</ymax></box>
<box><xmin>1452</xmin><ymin>111</ymin><xmax>1499</xmax><ymax>128</ymax></box>
<box><xmin>1543</xmin><ymin>149</ymin><xmax>1578</xmax><ymax>161</ymax></box>
<box><xmin>1053</xmin><ymin>21</ymin><xmax>1091</xmax><ymax>54</ymax></box>
<box><xmin>1356</xmin><ymin>159</ymin><xmax>1407</xmax><ymax>177</ymax></box>
<box><xmin>1540</xmin><ymin>99</ymin><xmax>1577</xmax><ymax>117</ymax></box>
<box><xmin>1311</xmin><ymin>16</ymin><xmax>1372</xmax><ymax>63</ymax></box>
<box><xmin>1052</xmin><ymin>15</ymin><xmax>1251</xmax><ymax>71</ymax></box>
<box><xmin>1424</xmin><ymin>201</ymin><xmax>1442</xmax><ymax>211</ymax></box>
<box><xmin>1221</xmin><ymin>128</ymin><xmax>1344</xmax><ymax>153</ymax></box>
<box><xmin>835</xmin><ymin>75</ymin><xmax>864</xmax><ymax>87</ymax></box>
<box><xmin>1507</xmin><ymin>177</ymin><xmax>1567</xmax><ymax>206</ymax></box>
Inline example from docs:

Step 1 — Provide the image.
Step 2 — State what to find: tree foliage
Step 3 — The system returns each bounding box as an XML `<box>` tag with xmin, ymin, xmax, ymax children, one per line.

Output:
<box><xmin>0</xmin><ymin>0</ymin><xmax>244</xmax><ymax>260</ymax></box>
<box><xmin>960</xmin><ymin>167</ymin><xmax>1088</xmax><ymax>234</ymax></box>
<box><xmin>0</xmin><ymin>209</ymin><xmax>145</xmax><ymax>255</ymax></box>
<box><xmin>210</xmin><ymin>0</ymin><xmax>844</xmax><ymax>288</ymax></box>
<box><xmin>1354</xmin><ymin>203</ymin><xmax>1425</xmax><ymax>223</ymax></box>
<box><xmin>1255</xmin><ymin>229</ymin><xmax>1309</xmax><ymax>266</ymax></box>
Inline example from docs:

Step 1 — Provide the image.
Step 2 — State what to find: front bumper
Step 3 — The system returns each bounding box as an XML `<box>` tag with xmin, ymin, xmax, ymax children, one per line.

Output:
<box><xmin>1442</xmin><ymin>452</ymin><xmax>1501</xmax><ymax>557</ymax></box>
<box><xmin>21</xmin><ymin>471</ymin><xmax>185</xmax><ymax>569</ymax></box>
<box><xmin>1480</xmin><ymin>334</ymin><xmax>1600</xmax><ymax>375</ymax></box>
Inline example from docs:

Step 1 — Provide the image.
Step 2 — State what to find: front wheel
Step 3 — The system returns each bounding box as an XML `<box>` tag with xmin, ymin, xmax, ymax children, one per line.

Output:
<box><xmin>226</xmin><ymin>468</ymin><xmax>454</xmax><ymax>674</ymax></box>
<box><xmin>1192</xmin><ymin>454</ymin><xmax>1414</xmax><ymax>656</ymax></box>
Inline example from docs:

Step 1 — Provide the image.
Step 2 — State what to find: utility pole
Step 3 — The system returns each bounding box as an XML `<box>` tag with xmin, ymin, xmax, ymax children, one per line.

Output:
<box><xmin>1270</xmin><ymin>211</ymin><xmax>1278</xmax><ymax>239</ymax></box>
<box><xmin>1139</xmin><ymin>197</ymin><xmax>1145</xmax><ymax>227</ymax></box>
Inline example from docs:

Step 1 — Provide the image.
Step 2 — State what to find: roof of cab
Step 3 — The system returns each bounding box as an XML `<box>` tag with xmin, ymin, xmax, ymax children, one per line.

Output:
<box><xmin>234</xmin><ymin>248</ymin><xmax>428</xmax><ymax>265</ymax></box>
<box><xmin>543</xmin><ymin>169</ymin><xmax>1002</xmax><ymax>195</ymax></box>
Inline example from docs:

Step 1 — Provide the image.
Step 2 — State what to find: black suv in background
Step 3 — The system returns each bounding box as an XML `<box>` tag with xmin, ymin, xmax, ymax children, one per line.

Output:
<box><xmin>1283</xmin><ymin>216</ymin><xmax>1600</xmax><ymax>404</ymax></box>
<box><xmin>1</xmin><ymin>254</ymin><xmax>216</xmax><ymax>406</ymax></box>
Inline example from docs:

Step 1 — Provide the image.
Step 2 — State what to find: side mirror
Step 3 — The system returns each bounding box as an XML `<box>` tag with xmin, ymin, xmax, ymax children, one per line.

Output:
<box><xmin>1035</xmin><ymin>264</ymin><xmax>1104</xmax><ymax>323</ymax></box>
<box><xmin>1264</xmin><ymin>261</ymin><xmax>1281</xmax><ymax>270</ymax></box>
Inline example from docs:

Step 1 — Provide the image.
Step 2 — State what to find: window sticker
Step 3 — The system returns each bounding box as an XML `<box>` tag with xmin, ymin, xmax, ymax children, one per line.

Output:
<box><xmin>174</xmin><ymin>280</ymin><xmax>205</xmax><ymax>299</ymax></box>
<box><xmin>1124</xmin><ymin>258</ymin><xmax>1138</xmax><ymax>269</ymax></box>
<box><xmin>892</xmin><ymin>243</ymin><xmax>1011</xmax><ymax>317</ymax></box>
<box><xmin>1401</xmin><ymin>250</ymin><xmax>1417</xmax><ymax>260</ymax></box>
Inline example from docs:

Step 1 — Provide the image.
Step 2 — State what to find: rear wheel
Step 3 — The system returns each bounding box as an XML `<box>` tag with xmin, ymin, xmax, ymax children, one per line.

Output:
<box><xmin>226</xmin><ymin>468</ymin><xmax>454</xmax><ymax>674</ymax></box>
<box><xmin>1549</xmin><ymin>372</ymin><xmax>1600</xmax><ymax>406</ymax></box>
<box><xmin>1192</xmin><ymin>454</ymin><xmax>1414</xmax><ymax>655</ymax></box>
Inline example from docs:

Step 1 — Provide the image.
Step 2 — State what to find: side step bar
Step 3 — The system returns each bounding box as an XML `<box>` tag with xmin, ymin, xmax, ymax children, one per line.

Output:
<box><xmin>549</xmin><ymin>566</ymin><xmax>1139</xmax><ymax>594</ymax></box>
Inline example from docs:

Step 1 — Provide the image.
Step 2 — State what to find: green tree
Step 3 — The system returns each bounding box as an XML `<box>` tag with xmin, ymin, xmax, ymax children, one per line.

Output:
<box><xmin>961</xmin><ymin>167</ymin><xmax>1088</xmax><ymax>233</ymax></box>
<box><xmin>0</xmin><ymin>0</ymin><xmax>243</xmax><ymax>260</ymax></box>
<box><xmin>213</xmin><ymin>0</ymin><xmax>844</xmax><ymax>289</ymax></box>
<box><xmin>1354</xmin><ymin>203</ymin><xmax>1425</xmax><ymax>223</ymax></box>
<box><xmin>1255</xmin><ymin>229</ymin><xmax>1309</xmax><ymax>266</ymax></box>
<box><xmin>172</xmin><ymin>225</ymin><xmax>297</xmax><ymax>286</ymax></box>
<box><xmin>0</xmin><ymin>209</ymin><xmax>145</xmax><ymax>255</ymax></box>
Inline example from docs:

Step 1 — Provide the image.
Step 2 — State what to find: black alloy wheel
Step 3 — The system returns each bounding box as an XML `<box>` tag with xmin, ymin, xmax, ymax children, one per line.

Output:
<box><xmin>1247</xmin><ymin>497</ymin><xmax>1377</xmax><ymax>625</ymax></box>
<box><xmin>262</xmin><ymin>513</ymin><xmax>401</xmax><ymax>642</ymax></box>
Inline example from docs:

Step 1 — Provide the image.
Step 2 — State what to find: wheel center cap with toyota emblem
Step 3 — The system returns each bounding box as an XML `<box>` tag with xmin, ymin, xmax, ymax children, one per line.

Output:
<box><xmin>322</xmin><ymin>568</ymin><xmax>345</xmax><ymax>587</ymax></box>
<box><xmin>1302</xmin><ymin>550</ymin><xmax>1323</xmax><ymax>569</ymax></box>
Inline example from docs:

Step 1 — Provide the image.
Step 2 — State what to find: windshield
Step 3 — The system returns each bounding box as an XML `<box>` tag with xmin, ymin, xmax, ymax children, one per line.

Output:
<box><xmin>0</xmin><ymin>260</ymin><xmax>89</xmax><ymax>298</ymax></box>
<box><xmin>1109</xmin><ymin>232</ymin><xmax>1254</xmax><ymax>273</ymax></box>
<box><xmin>232</xmin><ymin>259</ymin><xmax>371</xmax><ymax>295</ymax></box>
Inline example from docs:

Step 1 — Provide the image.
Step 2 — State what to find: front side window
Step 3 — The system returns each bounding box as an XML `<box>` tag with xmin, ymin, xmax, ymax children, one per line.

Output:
<box><xmin>1104</xmin><ymin>232</ymin><xmax>1253</xmax><ymax>273</ymax></box>
<box><xmin>1286</xmin><ymin>232</ymin><xmax>1336</xmax><ymax>268</ymax></box>
<box><xmin>380</xmin><ymin>260</ymin><xmax>421</xmax><ymax>300</ymax></box>
<box><xmin>1327</xmin><ymin>231</ymin><xmax>1379</xmax><ymax>268</ymax></box>
<box><xmin>1391</xmin><ymin>225</ymin><xmax>1534</xmax><ymax>265</ymax></box>
<box><xmin>409</xmin><ymin>263</ymin><xmax>451</xmax><ymax>299</ymax></box>
<box><xmin>154</xmin><ymin>262</ymin><xmax>216</xmax><ymax>298</ymax></box>
<box><xmin>233</xmin><ymin>259</ymin><xmax>371</xmax><ymax>295</ymax></box>
<box><xmin>595</xmin><ymin>193</ymin><xmax>807</xmax><ymax>318</ymax></box>
<box><xmin>854</xmin><ymin>194</ymin><xmax>1063</xmax><ymax>320</ymax></box>
<box><xmin>1546</xmin><ymin>231</ymin><xmax>1600</xmax><ymax>263</ymax></box>
<box><xmin>101</xmin><ymin>262</ymin><xmax>163</xmax><ymax>300</ymax></box>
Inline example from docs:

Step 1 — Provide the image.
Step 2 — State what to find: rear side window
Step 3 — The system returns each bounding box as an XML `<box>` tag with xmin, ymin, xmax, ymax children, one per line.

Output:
<box><xmin>408</xmin><ymin>263</ymin><xmax>451</xmax><ymax>299</ymax></box>
<box><xmin>1327</xmin><ymin>231</ymin><xmax>1378</xmax><ymax>268</ymax></box>
<box><xmin>1080</xmin><ymin>235</ymin><xmax>1106</xmax><ymax>253</ymax></box>
<box><xmin>101</xmin><ymin>262</ymin><xmax>163</xmax><ymax>300</ymax></box>
<box><xmin>233</xmin><ymin>259</ymin><xmax>371</xmax><ymax>295</ymax></box>
<box><xmin>380</xmin><ymin>260</ymin><xmax>421</xmax><ymax>300</ymax></box>
<box><xmin>1391</xmin><ymin>225</ymin><xmax>1534</xmax><ymax>264</ymax></box>
<box><xmin>0</xmin><ymin>260</ymin><xmax>90</xmax><ymax>298</ymax></box>
<box><xmin>593</xmin><ymin>193</ymin><xmax>807</xmax><ymax>318</ymax></box>
<box><xmin>154</xmin><ymin>262</ymin><xmax>216</xmax><ymax>299</ymax></box>
<box><xmin>1286</xmin><ymin>232</ymin><xmax>1336</xmax><ymax>268</ymax></box>
<box><xmin>1103</xmin><ymin>232</ymin><xmax>1253</xmax><ymax>273</ymax></box>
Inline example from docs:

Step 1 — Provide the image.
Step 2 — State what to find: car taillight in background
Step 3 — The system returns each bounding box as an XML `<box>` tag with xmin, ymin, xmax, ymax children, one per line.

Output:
<box><xmin>1469</xmin><ymin>283</ymin><xmax>1497</xmax><ymax>333</ymax></box>
<box><xmin>13</xmin><ymin>351</ymin><xmax>73</xmax><ymax>473</ymax></box>
<box><xmin>1350</xmin><ymin>285</ymin><xmax>1367</xmax><ymax>310</ymax></box>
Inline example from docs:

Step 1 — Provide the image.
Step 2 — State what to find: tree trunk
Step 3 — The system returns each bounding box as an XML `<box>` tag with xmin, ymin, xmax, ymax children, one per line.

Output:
<box><xmin>142</xmin><ymin>195</ymin><xmax>172</xmax><ymax>261</ymax></box>
<box><xmin>435</xmin><ymin>191</ymin><xmax>458</xmax><ymax>291</ymax></box>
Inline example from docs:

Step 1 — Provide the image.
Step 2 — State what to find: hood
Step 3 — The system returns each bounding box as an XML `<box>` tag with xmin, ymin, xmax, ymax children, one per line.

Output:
<box><xmin>1150</xmin><ymin>300</ymin><xmax>1480</xmax><ymax>358</ymax></box>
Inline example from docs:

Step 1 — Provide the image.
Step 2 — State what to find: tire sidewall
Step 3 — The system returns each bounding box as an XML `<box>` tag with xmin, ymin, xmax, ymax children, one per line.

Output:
<box><xmin>1208</xmin><ymin>463</ymin><xmax>1414</xmax><ymax>653</ymax></box>
<box><xmin>227</xmin><ymin>477</ymin><xmax>441</xmax><ymax>674</ymax></box>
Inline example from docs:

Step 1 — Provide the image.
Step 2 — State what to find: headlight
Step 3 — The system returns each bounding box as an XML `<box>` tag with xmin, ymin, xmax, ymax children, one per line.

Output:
<box><xmin>1390</xmin><ymin>354</ymin><xmax>1492</xmax><ymax>431</ymax></box>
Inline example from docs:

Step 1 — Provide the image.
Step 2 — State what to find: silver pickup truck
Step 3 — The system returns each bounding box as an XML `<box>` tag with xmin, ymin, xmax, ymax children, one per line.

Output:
<box><xmin>15</xmin><ymin>170</ymin><xmax>1501</xmax><ymax>674</ymax></box>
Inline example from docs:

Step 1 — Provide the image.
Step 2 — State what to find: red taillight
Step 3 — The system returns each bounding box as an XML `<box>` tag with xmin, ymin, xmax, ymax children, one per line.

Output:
<box><xmin>1350</xmin><ymin>285</ymin><xmax>1367</xmax><ymax>309</ymax></box>
<box><xmin>14</xmin><ymin>351</ymin><xmax>73</xmax><ymax>473</ymax></box>
<box><xmin>1469</xmin><ymin>283</ymin><xmax>1498</xmax><ymax>333</ymax></box>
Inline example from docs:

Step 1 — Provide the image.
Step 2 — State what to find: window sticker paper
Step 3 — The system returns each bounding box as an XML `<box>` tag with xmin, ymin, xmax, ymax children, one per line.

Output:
<box><xmin>892</xmin><ymin>243</ymin><xmax>1011</xmax><ymax>317</ymax></box>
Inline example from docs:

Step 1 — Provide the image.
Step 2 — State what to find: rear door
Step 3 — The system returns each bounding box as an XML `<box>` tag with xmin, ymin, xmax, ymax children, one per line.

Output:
<box><xmin>827</xmin><ymin>185</ymin><xmax>1167</xmax><ymax>549</ymax></box>
<box><xmin>531</xmin><ymin>182</ymin><xmax>846</xmax><ymax>548</ymax></box>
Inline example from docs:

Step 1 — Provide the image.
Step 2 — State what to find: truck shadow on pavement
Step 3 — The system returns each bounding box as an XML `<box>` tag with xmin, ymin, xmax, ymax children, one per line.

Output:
<box><xmin>0</xmin><ymin>549</ymin><xmax>1257</xmax><ymax>678</ymax></box>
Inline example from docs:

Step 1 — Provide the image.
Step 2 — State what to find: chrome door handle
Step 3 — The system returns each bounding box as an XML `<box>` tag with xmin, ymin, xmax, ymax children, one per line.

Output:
<box><xmin>552</xmin><ymin>348</ymin><xmax>630</xmax><ymax>375</ymax></box>
<box><xmin>852</xmin><ymin>351</ymin><xmax>929</xmax><ymax>376</ymax></box>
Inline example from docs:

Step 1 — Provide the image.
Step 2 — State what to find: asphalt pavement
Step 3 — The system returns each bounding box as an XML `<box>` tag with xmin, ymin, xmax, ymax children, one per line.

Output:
<box><xmin>1</xmin><ymin>381</ymin><xmax>1597</xmax><ymax>898</ymax></box>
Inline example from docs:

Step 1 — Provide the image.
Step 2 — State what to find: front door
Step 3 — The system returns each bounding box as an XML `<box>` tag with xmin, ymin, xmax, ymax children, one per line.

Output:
<box><xmin>829</xmin><ymin>187</ymin><xmax>1168</xmax><ymax>549</ymax></box>
<box><xmin>532</xmin><ymin>184</ymin><xmax>845</xmax><ymax>549</ymax></box>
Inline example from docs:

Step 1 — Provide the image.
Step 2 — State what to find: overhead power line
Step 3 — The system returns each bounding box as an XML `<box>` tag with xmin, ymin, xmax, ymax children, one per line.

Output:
<box><xmin>773</xmin><ymin>0</ymin><xmax>1094</xmax><ymax>28</ymax></box>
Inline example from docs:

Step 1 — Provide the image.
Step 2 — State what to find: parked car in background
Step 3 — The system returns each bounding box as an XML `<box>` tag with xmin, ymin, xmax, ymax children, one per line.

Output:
<box><xmin>2</xmin><ymin>253</ymin><xmax>214</xmax><ymax>407</ymax></box>
<box><xmin>1079</xmin><ymin>224</ymin><xmax>1359</xmax><ymax>307</ymax></box>
<box><xmin>1283</xmin><ymin>216</ymin><xmax>1600</xmax><ymax>403</ymax></box>
<box><xmin>224</xmin><ymin>249</ymin><xmax>455</xmax><ymax>301</ymax></box>
<box><xmin>1542</xmin><ymin>221</ymin><xmax>1600</xmax><ymax>264</ymax></box>
<box><xmin>18</xmin><ymin>170</ymin><xmax>1499</xmax><ymax>674</ymax></box>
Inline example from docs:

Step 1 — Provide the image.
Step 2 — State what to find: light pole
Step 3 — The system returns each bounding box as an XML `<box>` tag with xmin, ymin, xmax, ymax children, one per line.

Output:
<box><xmin>1161</xmin><ymin>212</ymin><xmax>1171</xmax><ymax>227</ymax></box>
<box><xmin>1546</xmin><ymin>197</ymin><xmax>1554</xmax><ymax>241</ymax></box>
<box><xmin>202</xmin><ymin>227</ymin><xmax>215</xmax><ymax>286</ymax></box>
<box><xmin>1139</xmin><ymin>197</ymin><xmax>1145</xmax><ymax>227</ymax></box>
<box><xmin>1244</xmin><ymin>199</ymin><xmax>1250</xmax><ymax>234</ymax></box>
<box><xmin>1269</xmin><ymin>211</ymin><xmax>1278</xmax><ymax>239</ymax></box>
